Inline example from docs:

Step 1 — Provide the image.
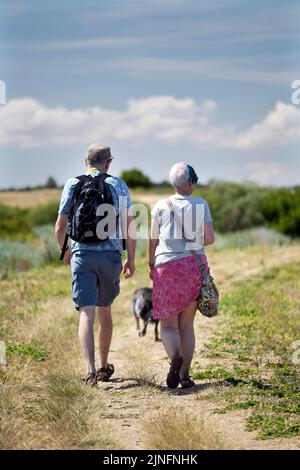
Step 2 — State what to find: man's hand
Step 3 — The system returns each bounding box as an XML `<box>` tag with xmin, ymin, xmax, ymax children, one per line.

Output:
<box><xmin>63</xmin><ymin>249</ymin><xmax>72</xmax><ymax>265</ymax></box>
<box><xmin>123</xmin><ymin>259</ymin><xmax>135</xmax><ymax>278</ymax></box>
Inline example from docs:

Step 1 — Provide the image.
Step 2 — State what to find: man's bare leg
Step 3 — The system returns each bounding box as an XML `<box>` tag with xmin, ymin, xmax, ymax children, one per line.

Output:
<box><xmin>96</xmin><ymin>305</ymin><xmax>113</xmax><ymax>369</ymax></box>
<box><xmin>78</xmin><ymin>306</ymin><xmax>96</xmax><ymax>374</ymax></box>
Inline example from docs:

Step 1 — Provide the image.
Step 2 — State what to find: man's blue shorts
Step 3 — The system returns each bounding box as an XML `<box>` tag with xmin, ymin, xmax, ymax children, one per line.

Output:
<box><xmin>71</xmin><ymin>251</ymin><xmax>123</xmax><ymax>310</ymax></box>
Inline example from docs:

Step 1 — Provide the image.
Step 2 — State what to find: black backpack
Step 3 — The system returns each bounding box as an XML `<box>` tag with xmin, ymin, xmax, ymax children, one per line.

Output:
<box><xmin>60</xmin><ymin>173</ymin><xmax>120</xmax><ymax>260</ymax></box>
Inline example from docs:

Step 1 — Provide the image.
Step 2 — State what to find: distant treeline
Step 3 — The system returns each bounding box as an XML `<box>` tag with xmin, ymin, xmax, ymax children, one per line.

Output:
<box><xmin>197</xmin><ymin>181</ymin><xmax>300</xmax><ymax>237</ymax></box>
<box><xmin>119</xmin><ymin>174</ymin><xmax>300</xmax><ymax>238</ymax></box>
<box><xmin>0</xmin><ymin>177</ymin><xmax>299</xmax><ymax>238</ymax></box>
<box><xmin>0</xmin><ymin>177</ymin><xmax>61</xmax><ymax>192</ymax></box>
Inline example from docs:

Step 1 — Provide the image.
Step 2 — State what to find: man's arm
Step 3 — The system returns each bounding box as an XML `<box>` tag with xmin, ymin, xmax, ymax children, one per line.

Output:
<box><xmin>55</xmin><ymin>214</ymin><xmax>72</xmax><ymax>264</ymax></box>
<box><xmin>123</xmin><ymin>213</ymin><xmax>136</xmax><ymax>278</ymax></box>
<box><xmin>55</xmin><ymin>177</ymin><xmax>79</xmax><ymax>264</ymax></box>
<box><xmin>55</xmin><ymin>214</ymin><xmax>68</xmax><ymax>248</ymax></box>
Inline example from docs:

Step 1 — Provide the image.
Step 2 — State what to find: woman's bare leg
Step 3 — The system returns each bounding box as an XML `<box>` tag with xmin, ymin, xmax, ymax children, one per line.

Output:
<box><xmin>178</xmin><ymin>300</ymin><xmax>198</xmax><ymax>379</ymax></box>
<box><xmin>160</xmin><ymin>316</ymin><xmax>180</xmax><ymax>360</ymax></box>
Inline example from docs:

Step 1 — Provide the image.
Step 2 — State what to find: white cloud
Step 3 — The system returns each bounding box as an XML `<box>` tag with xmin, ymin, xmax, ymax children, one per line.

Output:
<box><xmin>0</xmin><ymin>96</ymin><xmax>299</xmax><ymax>151</ymax></box>
<box><xmin>234</xmin><ymin>101</ymin><xmax>300</xmax><ymax>149</ymax></box>
<box><xmin>245</xmin><ymin>161</ymin><xmax>296</xmax><ymax>186</ymax></box>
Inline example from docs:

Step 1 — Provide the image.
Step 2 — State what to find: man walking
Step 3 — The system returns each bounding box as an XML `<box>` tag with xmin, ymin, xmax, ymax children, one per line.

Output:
<box><xmin>55</xmin><ymin>144</ymin><xmax>136</xmax><ymax>386</ymax></box>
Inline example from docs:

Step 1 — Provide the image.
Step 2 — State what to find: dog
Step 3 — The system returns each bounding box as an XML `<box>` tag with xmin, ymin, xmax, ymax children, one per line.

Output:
<box><xmin>132</xmin><ymin>287</ymin><xmax>160</xmax><ymax>342</ymax></box>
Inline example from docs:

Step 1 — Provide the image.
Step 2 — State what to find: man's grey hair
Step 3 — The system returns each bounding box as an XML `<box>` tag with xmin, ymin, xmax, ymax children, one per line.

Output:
<box><xmin>85</xmin><ymin>143</ymin><xmax>112</xmax><ymax>166</ymax></box>
<box><xmin>169</xmin><ymin>162</ymin><xmax>193</xmax><ymax>189</ymax></box>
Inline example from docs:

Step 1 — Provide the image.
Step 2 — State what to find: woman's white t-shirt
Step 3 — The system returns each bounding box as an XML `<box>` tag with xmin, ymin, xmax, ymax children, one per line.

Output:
<box><xmin>151</xmin><ymin>194</ymin><xmax>213</xmax><ymax>266</ymax></box>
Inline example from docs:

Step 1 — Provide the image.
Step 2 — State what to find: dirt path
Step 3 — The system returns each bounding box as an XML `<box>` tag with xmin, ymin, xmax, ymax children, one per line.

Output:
<box><xmin>94</xmin><ymin>244</ymin><xmax>300</xmax><ymax>450</ymax></box>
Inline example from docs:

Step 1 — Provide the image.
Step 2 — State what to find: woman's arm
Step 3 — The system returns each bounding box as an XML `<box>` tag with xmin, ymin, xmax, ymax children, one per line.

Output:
<box><xmin>203</xmin><ymin>222</ymin><xmax>215</xmax><ymax>246</ymax></box>
<box><xmin>149</xmin><ymin>217</ymin><xmax>159</xmax><ymax>278</ymax></box>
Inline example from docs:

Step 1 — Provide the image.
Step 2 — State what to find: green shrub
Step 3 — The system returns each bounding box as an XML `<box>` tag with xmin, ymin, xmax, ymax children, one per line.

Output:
<box><xmin>0</xmin><ymin>200</ymin><xmax>59</xmax><ymax>241</ymax></box>
<box><xmin>259</xmin><ymin>187</ymin><xmax>300</xmax><ymax>237</ymax></box>
<box><xmin>0</xmin><ymin>225</ymin><xmax>60</xmax><ymax>277</ymax></box>
<box><xmin>0</xmin><ymin>239</ymin><xmax>44</xmax><ymax>278</ymax></box>
<box><xmin>120</xmin><ymin>169</ymin><xmax>152</xmax><ymax>188</ymax></box>
<box><xmin>34</xmin><ymin>224</ymin><xmax>60</xmax><ymax>264</ymax></box>
<box><xmin>28</xmin><ymin>200</ymin><xmax>59</xmax><ymax>226</ymax></box>
<box><xmin>196</xmin><ymin>182</ymin><xmax>300</xmax><ymax>237</ymax></box>
<box><xmin>0</xmin><ymin>204</ymin><xmax>33</xmax><ymax>240</ymax></box>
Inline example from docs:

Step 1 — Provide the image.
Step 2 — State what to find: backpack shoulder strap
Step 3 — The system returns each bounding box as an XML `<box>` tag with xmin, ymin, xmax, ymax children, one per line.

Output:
<box><xmin>69</xmin><ymin>175</ymin><xmax>88</xmax><ymax>218</ymax></box>
<box><xmin>93</xmin><ymin>172</ymin><xmax>111</xmax><ymax>179</ymax></box>
<box><xmin>75</xmin><ymin>174</ymin><xmax>89</xmax><ymax>181</ymax></box>
<box><xmin>60</xmin><ymin>175</ymin><xmax>88</xmax><ymax>262</ymax></box>
<box><xmin>166</xmin><ymin>197</ymin><xmax>207</xmax><ymax>278</ymax></box>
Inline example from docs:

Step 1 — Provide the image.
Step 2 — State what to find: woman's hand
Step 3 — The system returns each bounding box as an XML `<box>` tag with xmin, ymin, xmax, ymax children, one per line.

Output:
<box><xmin>149</xmin><ymin>268</ymin><xmax>154</xmax><ymax>280</ymax></box>
<box><xmin>149</xmin><ymin>263</ymin><xmax>155</xmax><ymax>280</ymax></box>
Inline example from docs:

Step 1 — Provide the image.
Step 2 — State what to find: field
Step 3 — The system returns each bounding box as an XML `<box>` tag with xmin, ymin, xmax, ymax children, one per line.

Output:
<box><xmin>0</xmin><ymin>189</ymin><xmax>299</xmax><ymax>450</ymax></box>
<box><xmin>0</xmin><ymin>188</ymin><xmax>162</xmax><ymax>209</ymax></box>
<box><xmin>0</xmin><ymin>189</ymin><xmax>61</xmax><ymax>208</ymax></box>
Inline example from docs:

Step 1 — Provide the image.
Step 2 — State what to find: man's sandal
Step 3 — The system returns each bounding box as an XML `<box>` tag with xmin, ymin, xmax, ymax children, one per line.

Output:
<box><xmin>97</xmin><ymin>363</ymin><xmax>115</xmax><ymax>382</ymax></box>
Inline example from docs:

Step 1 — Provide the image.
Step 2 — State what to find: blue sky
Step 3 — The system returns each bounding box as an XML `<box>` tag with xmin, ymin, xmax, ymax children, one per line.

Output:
<box><xmin>0</xmin><ymin>0</ymin><xmax>299</xmax><ymax>188</ymax></box>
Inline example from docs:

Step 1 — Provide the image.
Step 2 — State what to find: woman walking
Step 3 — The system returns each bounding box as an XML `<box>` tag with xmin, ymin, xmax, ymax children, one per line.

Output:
<box><xmin>149</xmin><ymin>162</ymin><xmax>215</xmax><ymax>389</ymax></box>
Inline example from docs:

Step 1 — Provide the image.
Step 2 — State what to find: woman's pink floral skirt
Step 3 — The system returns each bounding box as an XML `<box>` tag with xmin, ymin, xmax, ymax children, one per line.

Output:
<box><xmin>152</xmin><ymin>254</ymin><xmax>210</xmax><ymax>320</ymax></box>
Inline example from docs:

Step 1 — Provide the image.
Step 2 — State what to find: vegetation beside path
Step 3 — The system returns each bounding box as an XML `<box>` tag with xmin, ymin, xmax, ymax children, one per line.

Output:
<box><xmin>192</xmin><ymin>262</ymin><xmax>300</xmax><ymax>439</ymax></box>
<box><xmin>1</xmin><ymin>247</ymin><xmax>300</xmax><ymax>449</ymax></box>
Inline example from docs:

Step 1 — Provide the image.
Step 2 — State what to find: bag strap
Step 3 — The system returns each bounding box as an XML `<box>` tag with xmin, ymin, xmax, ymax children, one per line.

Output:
<box><xmin>60</xmin><ymin>233</ymin><xmax>69</xmax><ymax>261</ymax></box>
<box><xmin>166</xmin><ymin>198</ymin><xmax>207</xmax><ymax>279</ymax></box>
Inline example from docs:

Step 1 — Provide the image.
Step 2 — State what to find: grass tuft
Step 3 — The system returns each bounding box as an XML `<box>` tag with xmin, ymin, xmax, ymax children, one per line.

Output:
<box><xmin>142</xmin><ymin>406</ymin><xmax>230</xmax><ymax>450</ymax></box>
<box><xmin>124</xmin><ymin>343</ymin><xmax>158</xmax><ymax>386</ymax></box>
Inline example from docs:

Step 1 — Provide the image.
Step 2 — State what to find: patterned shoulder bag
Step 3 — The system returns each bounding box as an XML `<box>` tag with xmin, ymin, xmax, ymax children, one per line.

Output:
<box><xmin>166</xmin><ymin>198</ymin><xmax>219</xmax><ymax>318</ymax></box>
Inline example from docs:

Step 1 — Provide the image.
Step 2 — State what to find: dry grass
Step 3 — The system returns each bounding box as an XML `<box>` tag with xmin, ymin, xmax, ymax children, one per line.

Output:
<box><xmin>0</xmin><ymin>373</ymin><xmax>27</xmax><ymax>449</ymax></box>
<box><xmin>40</xmin><ymin>370</ymin><xmax>119</xmax><ymax>449</ymax></box>
<box><xmin>0</xmin><ymin>188</ymin><xmax>164</xmax><ymax>209</ymax></box>
<box><xmin>206</xmin><ymin>244</ymin><xmax>300</xmax><ymax>292</ymax></box>
<box><xmin>0</xmin><ymin>297</ymin><xmax>122</xmax><ymax>450</ymax></box>
<box><xmin>124</xmin><ymin>342</ymin><xmax>158</xmax><ymax>386</ymax></box>
<box><xmin>131</xmin><ymin>190</ymin><xmax>168</xmax><ymax>207</ymax></box>
<box><xmin>0</xmin><ymin>364</ymin><xmax>120</xmax><ymax>449</ymax></box>
<box><xmin>141</xmin><ymin>405</ymin><xmax>230</xmax><ymax>450</ymax></box>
